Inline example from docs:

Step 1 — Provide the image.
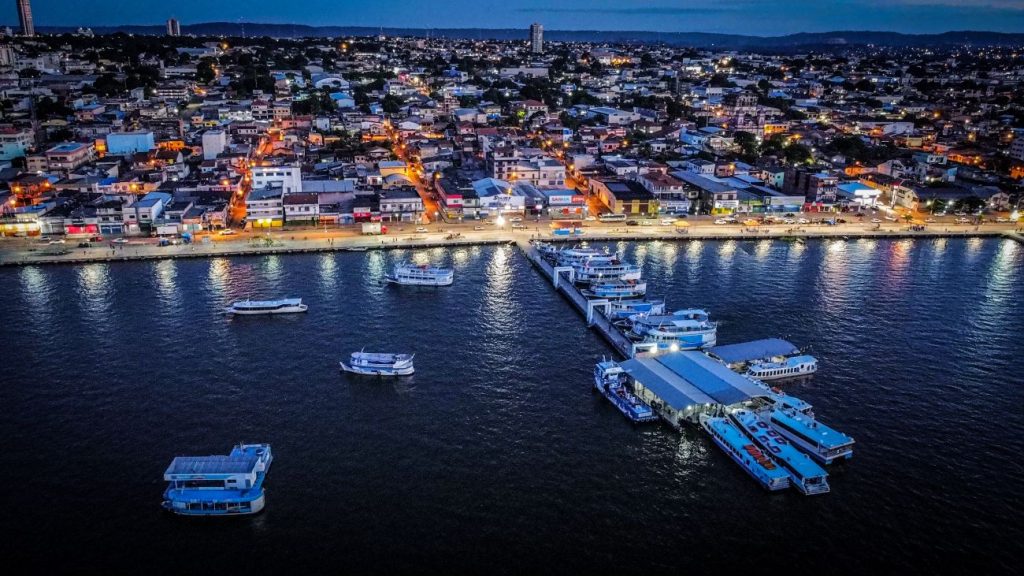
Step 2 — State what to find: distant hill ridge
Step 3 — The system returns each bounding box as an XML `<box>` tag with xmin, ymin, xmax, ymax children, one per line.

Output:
<box><xmin>31</xmin><ymin>23</ymin><xmax>1024</xmax><ymax>48</ymax></box>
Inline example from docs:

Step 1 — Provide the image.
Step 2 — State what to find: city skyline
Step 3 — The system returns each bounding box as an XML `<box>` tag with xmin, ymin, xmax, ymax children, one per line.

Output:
<box><xmin>2</xmin><ymin>0</ymin><xmax>1024</xmax><ymax>35</ymax></box>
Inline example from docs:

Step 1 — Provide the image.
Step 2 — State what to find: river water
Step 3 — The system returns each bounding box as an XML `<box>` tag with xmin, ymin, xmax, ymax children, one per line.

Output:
<box><xmin>0</xmin><ymin>238</ymin><xmax>1021</xmax><ymax>574</ymax></box>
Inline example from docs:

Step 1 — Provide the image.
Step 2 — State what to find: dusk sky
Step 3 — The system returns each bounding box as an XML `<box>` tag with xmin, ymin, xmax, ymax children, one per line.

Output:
<box><xmin>3</xmin><ymin>0</ymin><xmax>1024</xmax><ymax>35</ymax></box>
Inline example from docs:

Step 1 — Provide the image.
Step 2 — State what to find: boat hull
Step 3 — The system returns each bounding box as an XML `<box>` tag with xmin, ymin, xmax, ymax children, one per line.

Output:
<box><xmin>339</xmin><ymin>362</ymin><xmax>415</xmax><ymax>376</ymax></box>
<box><xmin>385</xmin><ymin>276</ymin><xmax>453</xmax><ymax>286</ymax></box>
<box><xmin>225</xmin><ymin>304</ymin><xmax>308</xmax><ymax>315</ymax></box>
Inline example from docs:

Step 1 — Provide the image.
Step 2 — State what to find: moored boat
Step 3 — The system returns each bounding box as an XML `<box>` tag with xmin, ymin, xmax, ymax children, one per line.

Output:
<box><xmin>386</xmin><ymin>263</ymin><xmax>453</xmax><ymax>286</ymax></box>
<box><xmin>627</xmin><ymin>309</ymin><xmax>717</xmax><ymax>349</ymax></box>
<box><xmin>608</xmin><ymin>298</ymin><xmax>666</xmax><ymax>320</ymax></box>
<box><xmin>730</xmin><ymin>409</ymin><xmax>829</xmax><ymax>495</ymax></box>
<box><xmin>224</xmin><ymin>298</ymin><xmax>308</xmax><ymax>316</ymax></box>
<box><xmin>340</xmin><ymin>350</ymin><xmax>415</xmax><ymax>376</ymax></box>
<box><xmin>162</xmin><ymin>443</ymin><xmax>273</xmax><ymax>516</ymax></box>
<box><xmin>700</xmin><ymin>415</ymin><xmax>790</xmax><ymax>491</ymax></box>
<box><xmin>571</xmin><ymin>258</ymin><xmax>642</xmax><ymax>284</ymax></box>
<box><xmin>746</xmin><ymin>354</ymin><xmax>818</xmax><ymax>381</ymax></box>
<box><xmin>763</xmin><ymin>408</ymin><xmax>854</xmax><ymax>465</ymax></box>
<box><xmin>593</xmin><ymin>359</ymin><xmax>658</xmax><ymax>423</ymax></box>
<box><xmin>581</xmin><ymin>279</ymin><xmax>647</xmax><ymax>300</ymax></box>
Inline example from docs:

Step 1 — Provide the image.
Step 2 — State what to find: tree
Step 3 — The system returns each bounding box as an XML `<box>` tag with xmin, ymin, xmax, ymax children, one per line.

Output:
<box><xmin>18</xmin><ymin>68</ymin><xmax>41</xmax><ymax>78</ymax></box>
<box><xmin>784</xmin><ymin>143</ymin><xmax>813</xmax><ymax>165</ymax></box>
<box><xmin>734</xmin><ymin>131</ymin><xmax>759</xmax><ymax>162</ymax></box>
<box><xmin>196</xmin><ymin>60</ymin><xmax>216</xmax><ymax>84</ymax></box>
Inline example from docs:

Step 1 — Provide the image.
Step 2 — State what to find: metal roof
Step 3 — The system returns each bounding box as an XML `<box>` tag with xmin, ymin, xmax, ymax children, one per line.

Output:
<box><xmin>707</xmin><ymin>338</ymin><xmax>801</xmax><ymax>365</ymax></box>
<box><xmin>656</xmin><ymin>352</ymin><xmax>765</xmax><ymax>405</ymax></box>
<box><xmin>164</xmin><ymin>455</ymin><xmax>258</xmax><ymax>477</ymax></box>
<box><xmin>620</xmin><ymin>358</ymin><xmax>714</xmax><ymax>411</ymax></box>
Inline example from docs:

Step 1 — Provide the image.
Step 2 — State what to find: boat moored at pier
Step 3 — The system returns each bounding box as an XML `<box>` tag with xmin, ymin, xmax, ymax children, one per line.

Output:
<box><xmin>700</xmin><ymin>415</ymin><xmax>790</xmax><ymax>492</ymax></box>
<box><xmin>581</xmin><ymin>279</ymin><xmax>647</xmax><ymax>300</ymax></box>
<box><xmin>627</xmin><ymin>309</ymin><xmax>717</xmax><ymax>349</ymax></box>
<box><xmin>386</xmin><ymin>263</ymin><xmax>454</xmax><ymax>286</ymax></box>
<box><xmin>763</xmin><ymin>409</ymin><xmax>854</xmax><ymax>465</ymax></box>
<box><xmin>608</xmin><ymin>298</ymin><xmax>666</xmax><ymax>320</ymax></box>
<box><xmin>571</xmin><ymin>258</ymin><xmax>642</xmax><ymax>284</ymax></box>
<box><xmin>593</xmin><ymin>359</ymin><xmax>658</xmax><ymax>423</ymax></box>
<box><xmin>340</xmin><ymin>350</ymin><xmax>415</xmax><ymax>376</ymax></box>
<box><xmin>162</xmin><ymin>443</ymin><xmax>273</xmax><ymax>516</ymax></box>
<box><xmin>746</xmin><ymin>355</ymin><xmax>818</xmax><ymax>381</ymax></box>
<box><xmin>730</xmin><ymin>409</ymin><xmax>830</xmax><ymax>495</ymax></box>
<box><xmin>224</xmin><ymin>298</ymin><xmax>308</xmax><ymax>316</ymax></box>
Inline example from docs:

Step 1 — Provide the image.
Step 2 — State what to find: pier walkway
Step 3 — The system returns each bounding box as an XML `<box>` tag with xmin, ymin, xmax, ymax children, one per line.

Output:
<box><xmin>515</xmin><ymin>239</ymin><xmax>637</xmax><ymax>359</ymax></box>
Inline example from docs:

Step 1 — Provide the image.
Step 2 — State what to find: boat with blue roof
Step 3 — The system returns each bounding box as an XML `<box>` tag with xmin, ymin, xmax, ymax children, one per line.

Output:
<box><xmin>570</xmin><ymin>257</ymin><xmax>641</xmax><ymax>284</ymax></box>
<box><xmin>581</xmin><ymin>279</ymin><xmax>647</xmax><ymax>300</ymax></box>
<box><xmin>162</xmin><ymin>443</ymin><xmax>273</xmax><ymax>516</ymax></box>
<box><xmin>700</xmin><ymin>415</ymin><xmax>790</xmax><ymax>491</ymax></box>
<box><xmin>627</xmin><ymin>309</ymin><xmax>717</xmax><ymax>349</ymax></box>
<box><xmin>593</xmin><ymin>359</ymin><xmax>658</xmax><ymax>424</ymax></box>
<box><xmin>730</xmin><ymin>409</ymin><xmax>830</xmax><ymax>495</ymax></box>
<box><xmin>608</xmin><ymin>298</ymin><xmax>666</xmax><ymax>320</ymax></box>
<box><xmin>763</xmin><ymin>409</ymin><xmax>855</xmax><ymax>465</ymax></box>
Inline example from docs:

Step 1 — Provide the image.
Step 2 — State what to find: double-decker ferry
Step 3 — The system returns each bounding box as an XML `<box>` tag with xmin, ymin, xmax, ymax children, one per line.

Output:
<box><xmin>746</xmin><ymin>355</ymin><xmax>818</xmax><ymax>381</ymax></box>
<box><xmin>224</xmin><ymin>298</ymin><xmax>308</xmax><ymax>316</ymax></box>
<box><xmin>571</xmin><ymin>258</ymin><xmax>642</xmax><ymax>284</ymax></box>
<box><xmin>764</xmin><ymin>409</ymin><xmax>855</xmax><ymax>465</ymax></box>
<box><xmin>386</xmin><ymin>263</ymin><xmax>454</xmax><ymax>286</ymax></box>
<box><xmin>730</xmin><ymin>409</ymin><xmax>830</xmax><ymax>495</ymax></box>
<box><xmin>162</xmin><ymin>443</ymin><xmax>273</xmax><ymax>516</ymax></box>
<box><xmin>700</xmin><ymin>415</ymin><xmax>790</xmax><ymax>492</ymax></box>
<box><xmin>627</xmin><ymin>309</ymin><xmax>717</xmax><ymax>349</ymax></box>
<box><xmin>593</xmin><ymin>359</ymin><xmax>658</xmax><ymax>423</ymax></box>
<box><xmin>581</xmin><ymin>279</ymin><xmax>647</xmax><ymax>300</ymax></box>
<box><xmin>340</xmin><ymin>350</ymin><xmax>415</xmax><ymax>376</ymax></box>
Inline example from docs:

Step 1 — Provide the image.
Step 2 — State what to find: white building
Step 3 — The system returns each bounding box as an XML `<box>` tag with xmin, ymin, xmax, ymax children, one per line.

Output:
<box><xmin>0</xmin><ymin>128</ymin><xmax>34</xmax><ymax>161</ymax></box>
<box><xmin>251</xmin><ymin>165</ymin><xmax>301</xmax><ymax>194</ymax></box>
<box><xmin>202</xmin><ymin>130</ymin><xmax>228</xmax><ymax>160</ymax></box>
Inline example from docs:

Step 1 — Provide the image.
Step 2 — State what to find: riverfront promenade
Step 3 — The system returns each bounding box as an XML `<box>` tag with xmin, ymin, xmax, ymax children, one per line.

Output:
<box><xmin>1</xmin><ymin>220</ymin><xmax>1021</xmax><ymax>267</ymax></box>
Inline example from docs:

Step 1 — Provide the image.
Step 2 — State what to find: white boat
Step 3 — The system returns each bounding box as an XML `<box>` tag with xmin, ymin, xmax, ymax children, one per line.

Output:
<box><xmin>627</xmin><ymin>309</ymin><xmax>717</xmax><ymax>349</ymax></box>
<box><xmin>224</xmin><ymin>298</ymin><xmax>308</xmax><ymax>316</ymax></box>
<box><xmin>386</xmin><ymin>263</ymin><xmax>453</xmax><ymax>286</ymax></box>
<box><xmin>746</xmin><ymin>354</ymin><xmax>818</xmax><ymax>381</ymax></box>
<box><xmin>340</xmin><ymin>350</ymin><xmax>415</xmax><ymax>376</ymax></box>
<box><xmin>608</xmin><ymin>298</ymin><xmax>666</xmax><ymax>320</ymax></box>
<box><xmin>571</xmin><ymin>257</ymin><xmax>642</xmax><ymax>284</ymax></box>
<box><xmin>581</xmin><ymin>279</ymin><xmax>647</xmax><ymax>300</ymax></box>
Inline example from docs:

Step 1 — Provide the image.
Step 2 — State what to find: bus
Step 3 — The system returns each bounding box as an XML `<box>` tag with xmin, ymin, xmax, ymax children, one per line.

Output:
<box><xmin>598</xmin><ymin>213</ymin><xmax>627</xmax><ymax>222</ymax></box>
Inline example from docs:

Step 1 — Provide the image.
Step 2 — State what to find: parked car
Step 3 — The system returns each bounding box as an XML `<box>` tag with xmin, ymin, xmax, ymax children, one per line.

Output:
<box><xmin>511</xmin><ymin>223</ymin><xmax>526</xmax><ymax>229</ymax></box>
<box><xmin>797</xmin><ymin>218</ymin><xmax>809</xmax><ymax>224</ymax></box>
<box><xmin>415</xmin><ymin>227</ymin><xmax>429</xmax><ymax>233</ymax></box>
<box><xmin>626</xmin><ymin>220</ymin><xmax>639</xmax><ymax>226</ymax></box>
<box><xmin>714</xmin><ymin>218</ymin><xmax>728</xmax><ymax>225</ymax></box>
<box><xmin>473</xmin><ymin>226</ymin><xmax>484</xmax><ymax>231</ymax></box>
<box><xmin>509</xmin><ymin>216</ymin><xmax>523</xmax><ymax>223</ymax></box>
<box><xmin>870</xmin><ymin>218</ymin><xmax>882</xmax><ymax>224</ymax></box>
<box><xmin>219</xmin><ymin>228</ymin><xmax>236</xmax><ymax>236</ymax></box>
<box><xmin>89</xmin><ymin>235</ymin><xmax>104</xmax><ymax>242</ymax></box>
<box><xmin>584</xmin><ymin>216</ymin><xmax>597</xmax><ymax>221</ymax></box>
<box><xmin>660</xmin><ymin>218</ymin><xmax>677</xmax><ymax>225</ymax></box>
<box><xmin>113</xmin><ymin>238</ymin><xmax>129</xmax><ymax>244</ymax></box>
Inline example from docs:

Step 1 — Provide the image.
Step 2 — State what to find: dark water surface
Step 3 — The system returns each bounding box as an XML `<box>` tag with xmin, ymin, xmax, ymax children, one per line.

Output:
<box><xmin>1</xmin><ymin>239</ymin><xmax>1021</xmax><ymax>575</ymax></box>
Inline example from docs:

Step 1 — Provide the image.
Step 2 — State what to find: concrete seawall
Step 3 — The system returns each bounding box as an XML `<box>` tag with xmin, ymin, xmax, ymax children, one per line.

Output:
<box><xmin>1</xmin><ymin>227</ymin><xmax>1020</xmax><ymax>267</ymax></box>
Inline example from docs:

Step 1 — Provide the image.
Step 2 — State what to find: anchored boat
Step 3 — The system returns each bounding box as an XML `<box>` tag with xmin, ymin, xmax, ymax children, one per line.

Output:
<box><xmin>571</xmin><ymin>258</ymin><xmax>642</xmax><ymax>284</ymax></box>
<box><xmin>224</xmin><ymin>298</ymin><xmax>308</xmax><ymax>316</ymax></box>
<box><xmin>582</xmin><ymin>279</ymin><xmax>647</xmax><ymax>300</ymax></box>
<box><xmin>730</xmin><ymin>409</ymin><xmax>830</xmax><ymax>495</ymax></box>
<box><xmin>340</xmin><ymin>350</ymin><xmax>415</xmax><ymax>376</ymax></box>
<box><xmin>608</xmin><ymin>298</ymin><xmax>666</xmax><ymax>320</ymax></box>
<box><xmin>763</xmin><ymin>409</ymin><xmax>854</xmax><ymax>465</ymax></box>
<box><xmin>700</xmin><ymin>415</ymin><xmax>790</xmax><ymax>492</ymax></box>
<box><xmin>593</xmin><ymin>359</ymin><xmax>658</xmax><ymax>423</ymax></box>
<box><xmin>746</xmin><ymin>354</ymin><xmax>818</xmax><ymax>381</ymax></box>
<box><xmin>162</xmin><ymin>443</ymin><xmax>273</xmax><ymax>516</ymax></box>
<box><xmin>386</xmin><ymin>263</ymin><xmax>454</xmax><ymax>286</ymax></box>
<box><xmin>627</xmin><ymin>309</ymin><xmax>717</xmax><ymax>349</ymax></box>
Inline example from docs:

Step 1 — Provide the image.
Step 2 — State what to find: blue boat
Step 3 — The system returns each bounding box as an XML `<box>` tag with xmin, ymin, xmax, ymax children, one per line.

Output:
<box><xmin>627</xmin><ymin>308</ymin><xmax>717</xmax><ymax>349</ymax></box>
<box><xmin>730</xmin><ymin>409</ymin><xmax>830</xmax><ymax>495</ymax></box>
<box><xmin>764</xmin><ymin>409</ymin><xmax>855</xmax><ymax>465</ymax></box>
<box><xmin>608</xmin><ymin>298</ymin><xmax>666</xmax><ymax>320</ymax></box>
<box><xmin>581</xmin><ymin>279</ymin><xmax>647</xmax><ymax>300</ymax></box>
<box><xmin>593</xmin><ymin>359</ymin><xmax>658</xmax><ymax>423</ymax></box>
<box><xmin>162</xmin><ymin>443</ymin><xmax>273</xmax><ymax>516</ymax></box>
<box><xmin>700</xmin><ymin>415</ymin><xmax>790</xmax><ymax>491</ymax></box>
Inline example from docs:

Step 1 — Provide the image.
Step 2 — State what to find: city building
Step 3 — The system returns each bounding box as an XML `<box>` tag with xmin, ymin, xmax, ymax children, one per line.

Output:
<box><xmin>17</xmin><ymin>0</ymin><xmax>34</xmax><ymax>37</ymax></box>
<box><xmin>0</xmin><ymin>127</ymin><xmax>34</xmax><ymax>161</ymax></box>
<box><xmin>166</xmin><ymin>18</ymin><xmax>181</xmax><ymax>37</ymax></box>
<box><xmin>530</xmin><ymin>23</ymin><xmax>543</xmax><ymax>54</ymax></box>
<box><xmin>105</xmin><ymin>132</ymin><xmax>156</xmax><ymax>156</ymax></box>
